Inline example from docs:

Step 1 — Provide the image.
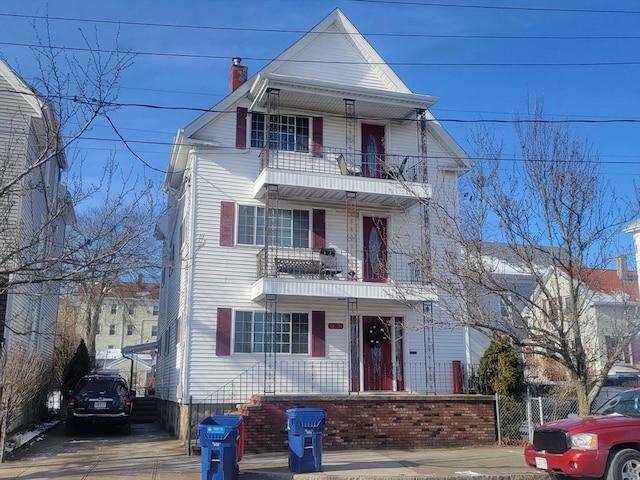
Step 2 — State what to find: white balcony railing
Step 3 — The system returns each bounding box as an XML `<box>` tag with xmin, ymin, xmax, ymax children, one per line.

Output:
<box><xmin>259</xmin><ymin>146</ymin><xmax>428</xmax><ymax>184</ymax></box>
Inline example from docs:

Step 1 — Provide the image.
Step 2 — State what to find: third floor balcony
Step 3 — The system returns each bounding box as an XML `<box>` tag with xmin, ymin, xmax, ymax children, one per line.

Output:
<box><xmin>253</xmin><ymin>146</ymin><xmax>431</xmax><ymax>210</ymax></box>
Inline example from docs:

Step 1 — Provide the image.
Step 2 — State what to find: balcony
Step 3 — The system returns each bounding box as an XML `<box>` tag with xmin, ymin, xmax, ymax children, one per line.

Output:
<box><xmin>253</xmin><ymin>147</ymin><xmax>431</xmax><ymax>209</ymax></box>
<box><xmin>251</xmin><ymin>246</ymin><xmax>436</xmax><ymax>304</ymax></box>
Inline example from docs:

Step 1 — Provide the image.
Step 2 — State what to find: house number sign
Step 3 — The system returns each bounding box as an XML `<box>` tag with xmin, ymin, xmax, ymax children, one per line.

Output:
<box><xmin>328</xmin><ymin>323</ymin><xmax>344</xmax><ymax>329</ymax></box>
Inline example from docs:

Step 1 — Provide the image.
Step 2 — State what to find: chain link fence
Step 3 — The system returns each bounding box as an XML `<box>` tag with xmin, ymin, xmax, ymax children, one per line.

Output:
<box><xmin>496</xmin><ymin>387</ymin><xmax>623</xmax><ymax>445</ymax></box>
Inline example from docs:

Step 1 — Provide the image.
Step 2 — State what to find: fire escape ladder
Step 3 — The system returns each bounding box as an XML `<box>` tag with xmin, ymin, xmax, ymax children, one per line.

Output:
<box><xmin>264</xmin><ymin>184</ymin><xmax>279</xmax><ymax>277</ymax></box>
<box><xmin>345</xmin><ymin>191</ymin><xmax>358</xmax><ymax>280</ymax></box>
<box><xmin>344</xmin><ymin>99</ymin><xmax>356</xmax><ymax>172</ymax></box>
<box><xmin>266</xmin><ymin>88</ymin><xmax>280</xmax><ymax>163</ymax></box>
<box><xmin>416</xmin><ymin>108</ymin><xmax>431</xmax><ymax>279</ymax></box>
<box><xmin>263</xmin><ymin>294</ymin><xmax>277</xmax><ymax>394</ymax></box>
<box><xmin>348</xmin><ymin>298</ymin><xmax>360</xmax><ymax>392</ymax></box>
<box><xmin>422</xmin><ymin>301</ymin><xmax>436</xmax><ymax>393</ymax></box>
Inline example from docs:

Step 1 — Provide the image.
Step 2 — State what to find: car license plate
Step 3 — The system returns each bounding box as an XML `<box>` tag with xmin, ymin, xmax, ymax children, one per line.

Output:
<box><xmin>94</xmin><ymin>401</ymin><xmax>107</xmax><ymax>409</ymax></box>
<box><xmin>535</xmin><ymin>457</ymin><xmax>548</xmax><ymax>470</ymax></box>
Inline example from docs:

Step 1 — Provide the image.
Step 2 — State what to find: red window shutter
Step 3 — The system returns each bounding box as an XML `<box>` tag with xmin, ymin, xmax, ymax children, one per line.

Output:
<box><xmin>216</xmin><ymin>308</ymin><xmax>232</xmax><ymax>356</ymax></box>
<box><xmin>236</xmin><ymin>107</ymin><xmax>248</xmax><ymax>149</ymax></box>
<box><xmin>220</xmin><ymin>201</ymin><xmax>235</xmax><ymax>246</ymax></box>
<box><xmin>312</xmin><ymin>117</ymin><xmax>323</xmax><ymax>158</ymax></box>
<box><xmin>311</xmin><ymin>310</ymin><xmax>326</xmax><ymax>357</ymax></box>
<box><xmin>312</xmin><ymin>209</ymin><xmax>325</xmax><ymax>250</ymax></box>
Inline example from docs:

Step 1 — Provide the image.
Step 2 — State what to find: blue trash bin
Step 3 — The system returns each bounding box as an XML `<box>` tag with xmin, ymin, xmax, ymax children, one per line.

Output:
<box><xmin>286</xmin><ymin>407</ymin><xmax>326</xmax><ymax>473</ymax></box>
<box><xmin>197</xmin><ymin>415</ymin><xmax>243</xmax><ymax>480</ymax></box>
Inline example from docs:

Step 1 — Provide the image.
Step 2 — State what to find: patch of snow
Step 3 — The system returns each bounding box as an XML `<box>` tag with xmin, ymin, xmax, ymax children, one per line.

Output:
<box><xmin>4</xmin><ymin>420</ymin><xmax>60</xmax><ymax>455</ymax></box>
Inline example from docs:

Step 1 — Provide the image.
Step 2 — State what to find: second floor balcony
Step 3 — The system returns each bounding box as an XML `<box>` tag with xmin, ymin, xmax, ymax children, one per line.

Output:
<box><xmin>252</xmin><ymin>245</ymin><xmax>435</xmax><ymax>304</ymax></box>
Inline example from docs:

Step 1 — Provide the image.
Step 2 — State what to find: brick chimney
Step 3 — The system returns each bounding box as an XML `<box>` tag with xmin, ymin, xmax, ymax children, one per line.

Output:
<box><xmin>230</xmin><ymin>57</ymin><xmax>248</xmax><ymax>93</ymax></box>
<box><xmin>617</xmin><ymin>255</ymin><xmax>628</xmax><ymax>281</ymax></box>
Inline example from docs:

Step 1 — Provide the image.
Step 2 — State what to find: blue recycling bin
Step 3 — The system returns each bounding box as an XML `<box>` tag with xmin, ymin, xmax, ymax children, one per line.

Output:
<box><xmin>286</xmin><ymin>407</ymin><xmax>326</xmax><ymax>473</ymax></box>
<box><xmin>197</xmin><ymin>415</ymin><xmax>244</xmax><ymax>480</ymax></box>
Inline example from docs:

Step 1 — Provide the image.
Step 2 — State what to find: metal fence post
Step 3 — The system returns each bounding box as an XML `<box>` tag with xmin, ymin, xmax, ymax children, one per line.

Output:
<box><xmin>526</xmin><ymin>395</ymin><xmax>533</xmax><ymax>443</ymax></box>
<box><xmin>187</xmin><ymin>395</ymin><xmax>193</xmax><ymax>456</ymax></box>
<box><xmin>495</xmin><ymin>393</ymin><xmax>502</xmax><ymax>445</ymax></box>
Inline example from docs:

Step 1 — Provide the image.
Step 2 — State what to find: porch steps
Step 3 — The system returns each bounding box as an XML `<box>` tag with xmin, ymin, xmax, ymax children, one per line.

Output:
<box><xmin>132</xmin><ymin>396</ymin><xmax>158</xmax><ymax>423</ymax></box>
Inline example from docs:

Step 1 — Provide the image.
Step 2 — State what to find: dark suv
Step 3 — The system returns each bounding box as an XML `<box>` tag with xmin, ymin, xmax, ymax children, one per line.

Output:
<box><xmin>65</xmin><ymin>373</ymin><xmax>134</xmax><ymax>435</ymax></box>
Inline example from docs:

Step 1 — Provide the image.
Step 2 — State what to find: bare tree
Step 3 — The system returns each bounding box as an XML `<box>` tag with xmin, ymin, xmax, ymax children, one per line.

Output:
<box><xmin>0</xmin><ymin>19</ymin><xmax>138</xmax><ymax>452</ymax></box>
<box><xmin>422</xmin><ymin>102</ymin><xmax>640</xmax><ymax>415</ymax></box>
<box><xmin>0</xmin><ymin>344</ymin><xmax>50</xmax><ymax>462</ymax></box>
<box><xmin>53</xmin><ymin>288</ymin><xmax>82</xmax><ymax>388</ymax></box>
<box><xmin>63</xmin><ymin>168</ymin><xmax>161</xmax><ymax>363</ymax></box>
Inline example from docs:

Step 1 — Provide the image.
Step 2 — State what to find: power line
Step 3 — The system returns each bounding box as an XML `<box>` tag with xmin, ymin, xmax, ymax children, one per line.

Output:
<box><xmin>1</xmin><ymin>12</ymin><xmax>638</xmax><ymax>40</ymax></box>
<box><xmin>2</xmin><ymin>88</ymin><xmax>639</xmax><ymax>124</ymax></box>
<box><xmin>350</xmin><ymin>0</ymin><xmax>640</xmax><ymax>14</ymax></box>
<box><xmin>1</xmin><ymin>41</ymin><xmax>638</xmax><ymax>67</ymax></box>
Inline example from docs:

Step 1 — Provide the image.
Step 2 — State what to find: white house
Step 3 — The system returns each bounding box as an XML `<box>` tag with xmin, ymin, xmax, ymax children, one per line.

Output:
<box><xmin>0</xmin><ymin>58</ymin><xmax>74</xmax><ymax>429</ymax></box>
<box><xmin>524</xmin><ymin>259</ymin><xmax>640</xmax><ymax>384</ymax></box>
<box><xmin>155</xmin><ymin>9</ymin><xmax>474</xmax><ymax>434</ymax></box>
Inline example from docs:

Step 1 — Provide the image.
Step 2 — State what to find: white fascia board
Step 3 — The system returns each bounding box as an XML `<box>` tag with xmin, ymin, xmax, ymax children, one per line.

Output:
<box><xmin>0</xmin><ymin>59</ymin><xmax>42</xmax><ymax>114</ymax></box>
<box><xmin>248</xmin><ymin>73</ymin><xmax>437</xmax><ymax>112</ymax></box>
<box><xmin>624</xmin><ymin>219</ymin><xmax>640</xmax><ymax>233</ymax></box>
<box><xmin>164</xmin><ymin>129</ymin><xmax>187</xmax><ymax>191</ymax></box>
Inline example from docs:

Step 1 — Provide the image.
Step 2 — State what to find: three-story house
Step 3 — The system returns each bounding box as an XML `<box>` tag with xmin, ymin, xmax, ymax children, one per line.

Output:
<box><xmin>155</xmin><ymin>9</ymin><xmax>474</xmax><ymax>435</ymax></box>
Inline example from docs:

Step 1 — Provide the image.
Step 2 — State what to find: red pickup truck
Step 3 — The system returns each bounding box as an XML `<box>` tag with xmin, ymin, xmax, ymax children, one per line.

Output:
<box><xmin>524</xmin><ymin>388</ymin><xmax>640</xmax><ymax>479</ymax></box>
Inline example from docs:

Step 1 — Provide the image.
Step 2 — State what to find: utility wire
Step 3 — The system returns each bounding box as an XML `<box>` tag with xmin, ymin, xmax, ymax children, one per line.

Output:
<box><xmin>0</xmin><ymin>12</ymin><xmax>638</xmax><ymax>39</ymax></box>
<box><xmin>1</xmin><ymin>41</ymin><xmax>637</xmax><ymax>67</ymax></box>
<box><xmin>350</xmin><ymin>0</ymin><xmax>640</xmax><ymax>14</ymax></box>
<box><xmin>1</xmin><ymin>87</ymin><xmax>639</xmax><ymax>124</ymax></box>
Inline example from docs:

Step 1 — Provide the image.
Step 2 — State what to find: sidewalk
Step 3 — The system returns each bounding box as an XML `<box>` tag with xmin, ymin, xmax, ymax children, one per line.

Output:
<box><xmin>0</xmin><ymin>421</ymin><xmax>549</xmax><ymax>480</ymax></box>
<box><xmin>239</xmin><ymin>446</ymin><xmax>549</xmax><ymax>480</ymax></box>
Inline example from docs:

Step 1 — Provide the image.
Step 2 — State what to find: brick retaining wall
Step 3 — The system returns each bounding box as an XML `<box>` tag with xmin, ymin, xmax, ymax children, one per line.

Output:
<box><xmin>238</xmin><ymin>394</ymin><xmax>496</xmax><ymax>453</ymax></box>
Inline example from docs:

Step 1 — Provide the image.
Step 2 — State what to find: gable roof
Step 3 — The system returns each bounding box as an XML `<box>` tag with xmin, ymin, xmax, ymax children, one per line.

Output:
<box><xmin>166</xmin><ymin>8</ymin><xmax>472</xmax><ymax>189</ymax></box>
<box><xmin>579</xmin><ymin>267</ymin><xmax>639</xmax><ymax>303</ymax></box>
<box><xmin>184</xmin><ymin>8</ymin><xmax>436</xmax><ymax>138</ymax></box>
<box><xmin>0</xmin><ymin>58</ymin><xmax>42</xmax><ymax>113</ymax></box>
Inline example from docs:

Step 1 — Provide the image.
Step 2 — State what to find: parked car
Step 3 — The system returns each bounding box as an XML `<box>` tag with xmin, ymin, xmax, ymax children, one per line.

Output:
<box><xmin>65</xmin><ymin>373</ymin><xmax>134</xmax><ymax>435</ymax></box>
<box><xmin>524</xmin><ymin>388</ymin><xmax>640</xmax><ymax>479</ymax></box>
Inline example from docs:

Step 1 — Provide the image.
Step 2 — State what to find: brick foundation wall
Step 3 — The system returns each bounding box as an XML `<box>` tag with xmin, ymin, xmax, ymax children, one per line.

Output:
<box><xmin>238</xmin><ymin>394</ymin><xmax>496</xmax><ymax>453</ymax></box>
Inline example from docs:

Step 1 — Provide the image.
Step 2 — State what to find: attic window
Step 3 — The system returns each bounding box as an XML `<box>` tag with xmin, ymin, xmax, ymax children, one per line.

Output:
<box><xmin>251</xmin><ymin>113</ymin><xmax>309</xmax><ymax>152</ymax></box>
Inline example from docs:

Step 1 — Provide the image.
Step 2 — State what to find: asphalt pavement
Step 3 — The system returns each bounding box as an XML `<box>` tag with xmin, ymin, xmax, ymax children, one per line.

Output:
<box><xmin>0</xmin><ymin>422</ymin><xmax>550</xmax><ymax>480</ymax></box>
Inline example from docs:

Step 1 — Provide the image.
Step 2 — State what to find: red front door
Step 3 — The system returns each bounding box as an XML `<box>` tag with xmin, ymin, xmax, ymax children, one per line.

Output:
<box><xmin>361</xmin><ymin>124</ymin><xmax>385</xmax><ymax>178</ymax></box>
<box><xmin>363</xmin><ymin>216</ymin><xmax>387</xmax><ymax>283</ymax></box>
<box><xmin>363</xmin><ymin>316</ymin><xmax>393</xmax><ymax>391</ymax></box>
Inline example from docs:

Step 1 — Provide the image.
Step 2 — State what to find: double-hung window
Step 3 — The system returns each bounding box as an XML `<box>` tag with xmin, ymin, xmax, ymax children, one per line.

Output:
<box><xmin>234</xmin><ymin>311</ymin><xmax>309</xmax><ymax>354</ymax></box>
<box><xmin>250</xmin><ymin>113</ymin><xmax>309</xmax><ymax>152</ymax></box>
<box><xmin>237</xmin><ymin>206</ymin><xmax>309</xmax><ymax>247</ymax></box>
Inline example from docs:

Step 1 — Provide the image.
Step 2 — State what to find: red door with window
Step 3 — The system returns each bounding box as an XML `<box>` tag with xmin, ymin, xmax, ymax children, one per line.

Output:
<box><xmin>363</xmin><ymin>216</ymin><xmax>387</xmax><ymax>283</ymax></box>
<box><xmin>361</xmin><ymin>124</ymin><xmax>385</xmax><ymax>178</ymax></box>
<box><xmin>363</xmin><ymin>316</ymin><xmax>393</xmax><ymax>391</ymax></box>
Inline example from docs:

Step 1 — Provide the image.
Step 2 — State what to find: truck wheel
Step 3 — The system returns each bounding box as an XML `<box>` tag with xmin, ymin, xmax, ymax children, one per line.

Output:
<box><xmin>606</xmin><ymin>449</ymin><xmax>640</xmax><ymax>480</ymax></box>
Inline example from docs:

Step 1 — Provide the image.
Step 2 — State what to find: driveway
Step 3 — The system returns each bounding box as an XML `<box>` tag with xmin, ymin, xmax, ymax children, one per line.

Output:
<box><xmin>1</xmin><ymin>422</ymin><xmax>201</xmax><ymax>480</ymax></box>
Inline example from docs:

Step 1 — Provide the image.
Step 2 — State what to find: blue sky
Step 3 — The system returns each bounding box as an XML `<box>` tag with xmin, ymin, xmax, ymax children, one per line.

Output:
<box><xmin>0</xmin><ymin>1</ymin><xmax>639</xmax><ymax>251</ymax></box>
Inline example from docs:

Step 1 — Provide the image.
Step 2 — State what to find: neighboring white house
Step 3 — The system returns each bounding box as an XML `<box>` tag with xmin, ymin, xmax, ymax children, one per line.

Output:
<box><xmin>524</xmin><ymin>259</ymin><xmax>640</xmax><ymax>384</ymax></box>
<box><xmin>91</xmin><ymin>279</ymin><xmax>160</xmax><ymax>355</ymax></box>
<box><xmin>82</xmin><ymin>279</ymin><xmax>159</xmax><ymax>395</ymax></box>
<box><xmin>155</xmin><ymin>9</ymin><xmax>474</xmax><ymax>433</ymax></box>
<box><xmin>0</xmin><ymin>58</ymin><xmax>75</xmax><ymax>429</ymax></box>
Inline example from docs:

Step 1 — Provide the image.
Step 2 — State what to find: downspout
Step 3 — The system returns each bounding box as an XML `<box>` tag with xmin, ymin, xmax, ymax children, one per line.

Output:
<box><xmin>183</xmin><ymin>151</ymin><xmax>197</xmax><ymax>407</ymax></box>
